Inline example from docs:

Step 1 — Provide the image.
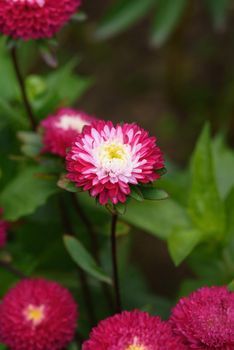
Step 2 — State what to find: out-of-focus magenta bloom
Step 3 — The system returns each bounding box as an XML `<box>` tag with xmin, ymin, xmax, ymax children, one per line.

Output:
<box><xmin>170</xmin><ymin>286</ymin><xmax>234</xmax><ymax>349</ymax></box>
<box><xmin>66</xmin><ymin>120</ymin><xmax>164</xmax><ymax>205</ymax></box>
<box><xmin>0</xmin><ymin>0</ymin><xmax>81</xmax><ymax>40</ymax></box>
<box><xmin>83</xmin><ymin>310</ymin><xmax>187</xmax><ymax>350</ymax></box>
<box><xmin>40</xmin><ymin>108</ymin><xmax>96</xmax><ymax>157</ymax></box>
<box><xmin>0</xmin><ymin>278</ymin><xmax>78</xmax><ymax>350</ymax></box>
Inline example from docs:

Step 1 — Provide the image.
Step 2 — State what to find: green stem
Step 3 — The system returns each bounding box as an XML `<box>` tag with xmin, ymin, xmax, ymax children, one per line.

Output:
<box><xmin>10</xmin><ymin>46</ymin><xmax>37</xmax><ymax>130</ymax></box>
<box><xmin>111</xmin><ymin>213</ymin><xmax>122</xmax><ymax>313</ymax></box>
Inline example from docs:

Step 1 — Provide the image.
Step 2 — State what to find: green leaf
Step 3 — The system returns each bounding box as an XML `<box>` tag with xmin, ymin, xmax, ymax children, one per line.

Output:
<box><xmin>95</xmin><ymin>0</ymin><xmax>155</xmax><ymax>40</ymax></box>
<box><xmin>130</xmin><ymin>186</ymin><xmax>143</xmax><ymax>201</ymax></box>
<box><xmin>63</xmin><ymin>235</ymin><xmax>112</xmax><ymax>284</ymax></box>
<box><xmin>140</xmin><ymin>187</ymin><xmax>169</xmax><ymax>201</ymax></box>
<box><xmin>57</xmin><ymin>174</ymin><xmax>83</xmax><ymax>193</ymax></box>
<box><xmin>168</xmin><ymin>227</ymin><xmax>203</xmax><ymax>266</ymax></box>
<box><xmin>205</xmin><ymin>0</ymin><xmax>230</xmax><ymax>30</ymax></box>
<box><xmin>228</xmin><ymin>279</ymin><xmax>234</xmax><ymax>292</ymax></box>
<box><xmin>0</xmin><ymin>166</ymin><xmax>59</xmax><ymax>220</ymax></box>
<box><xmin>151</xmin><ymin>0</ymin><xmax>187</xmax><ymax>46</ymax></box>
<box><xmin>212</xmin><ymin>134</ymin><xmax>234</xmax><ymax>199</ymax></box>
<box><xmin>17</xmin><ymin>131</ymin><xmax>42</xmax><ymax>157</ymax></box>
<box><xmin>188</xmin><ymin>124</ymin><xmax>226</xmax><ymax>238</ymax></box>
<box><xmin>115</xmin><ymin>202</ymin><xmax>127</xmax><ymax>215</ymax></box>
<box><xmin>125</xmin><ymin>199</ymin><xmax>190</xmax><ymax>239</ymax></box>
<box><xmin>225</xmin><ymin>187</ymin><xmax>234</xmax><ymax>239</ymax></box>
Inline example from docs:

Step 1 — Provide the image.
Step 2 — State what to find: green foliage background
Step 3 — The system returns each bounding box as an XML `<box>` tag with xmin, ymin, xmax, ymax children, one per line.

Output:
<box><xmin>0</xmin><ymin>1</ymin><xmax>234</xmax><ymax>348</ymax></box>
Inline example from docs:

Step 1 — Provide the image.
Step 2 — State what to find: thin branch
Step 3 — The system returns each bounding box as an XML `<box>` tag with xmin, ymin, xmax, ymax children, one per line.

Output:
<box><xmin>10</xmin><ymin>46</ymin><xmax>37</xmax><ymax>130</ymax></box>
<box><xmin>111</xmin><ymin>213</ymin><xmax>122</xmax><ymax>313</ymax></box>
<box><xmin>0</xmin><ymin>260</ymin><xmax>26</xmax><ymax>279</ymax></box>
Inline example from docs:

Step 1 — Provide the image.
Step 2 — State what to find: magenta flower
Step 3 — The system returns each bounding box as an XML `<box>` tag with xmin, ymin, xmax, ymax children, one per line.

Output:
<box><xmin>170</xmin><ymin>286</ymin><xmax>234</xmax><ymax>349</ymax></box>
<box><xmin>66</xmin><ymin>121</ymin><xmax>164</xmax><ymax>205</ymax></box>
<box><xmin>83</xmin><ymin>310</ymin><xmax>186</xmax><ymax>350</ymax></box>
<box><xmin>0</xmin><ymin>0</ymin><xmax>81</xmax><ymax>40</ymax></box>
<box><xmin>0</xmin><ymin>208</ymin><xmax>8</xmax><ymax>249</ymax></box>
<box><xmin>0</xmin><ymin>278</ymin><xmax>78</xmax><ymax>350</ymax></box>
<box><xmin>40</xmin><ymin>108</ymin><xmax>96</xmax><ymax>157</ymax></box>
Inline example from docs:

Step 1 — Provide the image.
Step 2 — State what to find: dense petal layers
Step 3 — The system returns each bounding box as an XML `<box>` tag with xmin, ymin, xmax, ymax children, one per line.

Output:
<box><xmin>83</xmin><ymin>310</ymin><xmax>187</xmax><ymax>350</ymax></box>
<box><xmin>0</xmin><ymin>278</ymin><xmax>78</xmax><ymax>350</ymax></box>
<box><xmin>66</xmin><ymin>120</ymin><xmax>164</xmax><ymax>204</ymax></box>
<box><xmin>170</xmin><ymin>286</ymin><xmax>234</xmax><ymax>349</ymax></box>
<box><xmin>0</xmin><ymin>0</ymin><xmax>81</xmax><ymax>40</ymax></box>
<box><xmin>40</xmin><ymin>108</ymin><xmax>96</xmax><ymax>157</ymax></box>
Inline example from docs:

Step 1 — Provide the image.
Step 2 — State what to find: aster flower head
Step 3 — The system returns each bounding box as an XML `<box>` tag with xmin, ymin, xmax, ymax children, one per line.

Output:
<box><xmin>170</xmin><ymin>286</ymin><xmax>234</xmax><ymax>349</ymax></box>
<box><xmin>0</xmin><ymin>278</ymin><xmax>78</xmax><ymax>350</ymax></box>
<box><xmin>0</xmin><ymin>0</ymin><xmax>81</xmax><ymax>40</ymax></box>
<box><xmin>83</xmin><ymin>310</ymin><xmax>186</xmax><ymax>350</ymax></box>
<box><xmin>66</xmin><ymin>120</ymin><xmax>164</xmax><ymax>205</ymax></box>
<box><xmin>0</xmin><ymin>208</ymin><xmax>9</xmax><ymax>249</ymax></box>
<box><xmin>40</xmin><ymin>108</ymin><xmax>96</xmax><ymax>157</ymax></box>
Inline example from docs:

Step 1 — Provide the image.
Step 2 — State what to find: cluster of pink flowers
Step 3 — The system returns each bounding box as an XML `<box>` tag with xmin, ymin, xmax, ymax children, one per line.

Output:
<box><xmin>0</xmin><ymin>282</ymin><xmax>232</xmax><ymax>350</ymax></box>
<box><xmin>0</xmin><ymin>0</ymin><xmax>81</xmax><ymax>40</ymax></box>
<box><xmin>0</xmin><ymin>208</ymin><xmax>9</xmax><ymax>249</ymax></box>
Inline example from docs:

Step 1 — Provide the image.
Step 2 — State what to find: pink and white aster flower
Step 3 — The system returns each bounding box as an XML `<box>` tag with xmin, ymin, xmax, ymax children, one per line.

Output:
<box><xmin>40</xmin><ymin>108</ymin><xmax>96</xmax><ymax>157</ymax></box>
<box><xmin>0</xmin><ymin>0</ymin><xmax>81</xmax><ymax>40</ymax></box>
<box><xmin>66</xmin><ymin>120</ymin><xmax>164</xmax><ymax>205</ymax></box>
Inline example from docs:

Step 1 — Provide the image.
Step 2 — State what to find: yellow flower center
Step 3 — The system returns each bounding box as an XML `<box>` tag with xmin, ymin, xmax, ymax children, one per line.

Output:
<box><xmin>104</xmin><ymin>144</ymin><xmax>126</xmax><ymax>160</ymax></box>
<box><xmin>24</xmin><ymin>304</ymin><xmax>45</xmax><ymax>326</ymax></box>
<box><xmin>126</xmin><ymin>345</ymin><xmax>146</xmax><ymax>350</ymax></box>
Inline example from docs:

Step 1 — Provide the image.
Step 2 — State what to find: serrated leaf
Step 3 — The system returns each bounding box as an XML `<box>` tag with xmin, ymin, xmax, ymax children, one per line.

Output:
<box><xmin>140</xmin><ymin>187</ymin><xmax>169</xmax><ymax>201</ymax></box>
<box><xmin>151</xmin><ymin>0</ymin><xmax>187</xmax><ymax>46</ymax></box>
<box><xmin>0</xmin><ymin>166</ymin><xmax>58</xmax><ymax>220</ymax></box>
<box><xmin>188</xmin><ymin>124</ymin><xmax>226</xmax><ymax>238</ymax></box>
<box><xmin>63</xmin><ymin>235</ymin><xmax>111</xmax><ymax>284</ymax></box>
<box><xmin>168</xmin><ymin>227</ymin><xmax>203</xmax><ymax>266</ymax></box>
<box><xmin>95</xmin><ymin>0</ymin><xmax>155</xmax><ymax>40</ymax></box>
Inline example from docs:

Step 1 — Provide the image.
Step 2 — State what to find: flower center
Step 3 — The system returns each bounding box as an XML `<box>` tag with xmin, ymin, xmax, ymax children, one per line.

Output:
<box><xmin>97</xmin><ymin>142</ymin><xmax>131</xmax><ymax>175</ymax></box>
<box><xmin>57</xmin><ymin>115</ymin><xmax>86</xmax><ymax>132</ymax></box>
<box><xmin>9</xmin><ymin>0</ymin><xmax>45</xmax><ymax>7</ymax></box>
<box><xmin>24</xmin><ymin>304</ymin><xmax>45</xmax><ymax>326</ymax></box>
<box><xmin>126</xmin><ymin>344</ymin><xmax>146</xmax><ymax>350</ymax></box>
<box><xmin>103</xmin><ymin>144</ymin><xmax>126</xmax><ymax>160</ymax></box>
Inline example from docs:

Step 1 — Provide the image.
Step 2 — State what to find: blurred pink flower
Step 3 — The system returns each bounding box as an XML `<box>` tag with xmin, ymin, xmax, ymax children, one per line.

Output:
<box><xmin>0</xmin><ymin>278</ymin><xmax>78</xmax><ymax>350</ymax></box>
<box><xmin>40</xmin><ymin>108</ymin><xmax>96</xmax><ymax>157</ymax></box>
<box><xmin>83</xmin><ymin>310</ymin><xmax>186</xmax><ymax>350</ymax></box>
<box><xmin>66</xmin><ymin>120</ymin><xmax>164</xmax><ymax>205</ymax></box>
<box><xmin>170</xmin><ymin>286</ymin><xmax>234</xmax><ymax>349</ymax></box>
<box><xmin>0</xmin><ymin>0</ymin><xmax>81</xmax><ymax>40</ymax></box>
